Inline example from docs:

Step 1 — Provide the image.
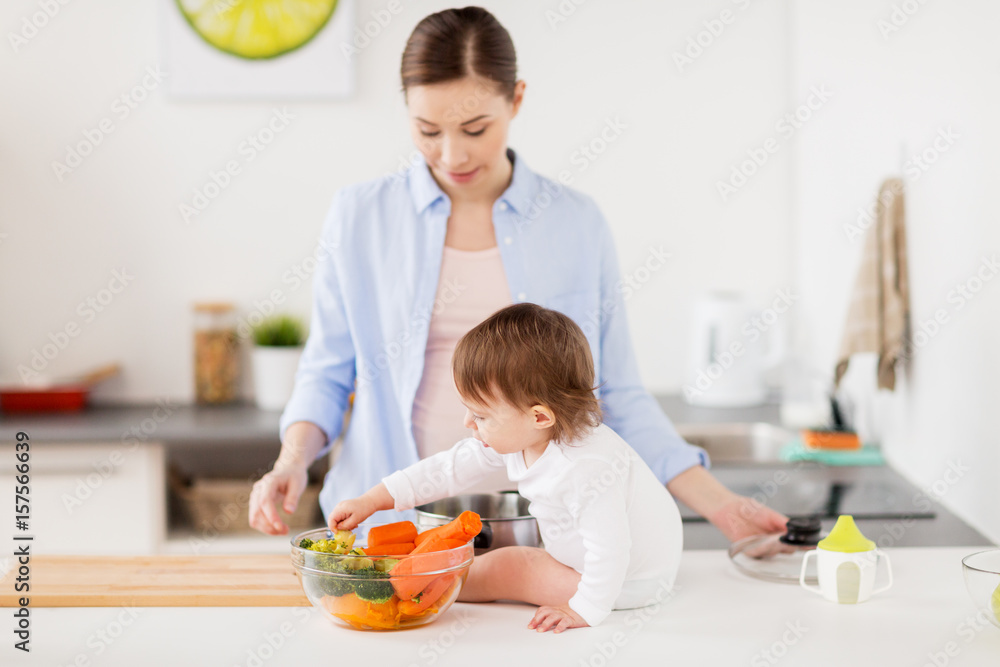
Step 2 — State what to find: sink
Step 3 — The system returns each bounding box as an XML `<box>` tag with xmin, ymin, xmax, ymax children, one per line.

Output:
<box><xmin>675</xmin><ymin>422</ymin><xmax>795</xmax><ymax>464</ymax></box>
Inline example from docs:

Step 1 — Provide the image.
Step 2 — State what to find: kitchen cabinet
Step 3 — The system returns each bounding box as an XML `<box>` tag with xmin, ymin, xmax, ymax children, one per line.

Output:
<box><xmin>0</xmin><ymin>441</ymin><xmax>165</xmax><ymax>554</ymax></box>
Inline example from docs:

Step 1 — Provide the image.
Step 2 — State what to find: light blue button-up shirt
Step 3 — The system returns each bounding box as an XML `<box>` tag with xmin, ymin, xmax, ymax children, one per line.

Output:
<box><xmin>280</xmin><ymin>147</ymin><xmax>708</xmax><ymax>522</ymax></box>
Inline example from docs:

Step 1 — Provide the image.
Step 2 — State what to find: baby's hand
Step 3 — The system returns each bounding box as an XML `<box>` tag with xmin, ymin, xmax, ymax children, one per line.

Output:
<box><xmin>328</xmin><ymin>497</ymin><xmax>374</xmax><ymax>531</ymax></box>
<box><xmin>527</xmin><ymin>604</ymin><xmax>589</xmax><ymax>633</ymax></box>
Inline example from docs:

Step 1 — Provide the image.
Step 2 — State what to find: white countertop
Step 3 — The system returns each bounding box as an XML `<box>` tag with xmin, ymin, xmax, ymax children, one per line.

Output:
<box><xmin>5</xmin><ymin>547</ymin><xmax>999</xmax><ymax>666</ymax></box>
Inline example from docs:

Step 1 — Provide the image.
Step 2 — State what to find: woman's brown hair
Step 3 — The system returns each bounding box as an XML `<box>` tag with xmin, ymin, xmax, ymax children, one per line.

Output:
<box><xmin>400</xmin><ymin>6</ymin><xmax>517</xmax><ymax>100</ymax></box>
<box><xmin>453</xmin><ymin>303</ymin><xmax>603</xmax><ymax>444</ymax></box>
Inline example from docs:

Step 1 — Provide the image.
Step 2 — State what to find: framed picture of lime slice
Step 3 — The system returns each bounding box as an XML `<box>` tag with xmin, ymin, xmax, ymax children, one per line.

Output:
<box><xmin>162</xmin><ymin>0</ymin><xmax>355</xmax><ymax>99</ymax></box>
<box><xmin>176</xmin><ymin>0</ymin><xmax>339</xmax><ymax>60</ymax></box>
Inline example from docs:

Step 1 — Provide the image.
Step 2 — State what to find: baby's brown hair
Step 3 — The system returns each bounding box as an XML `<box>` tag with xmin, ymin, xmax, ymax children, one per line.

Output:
<box><xmin>452</xmin><ymin>303</ymin><xmax>602</xmax><ymax>444</ymax></box>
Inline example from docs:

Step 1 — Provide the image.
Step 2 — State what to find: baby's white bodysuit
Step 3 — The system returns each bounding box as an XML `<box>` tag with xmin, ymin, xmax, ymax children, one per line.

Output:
<box><xmin>382</xmin><ymin>423</ymin><xmax>684</xmax><ymax>626</ymax></box>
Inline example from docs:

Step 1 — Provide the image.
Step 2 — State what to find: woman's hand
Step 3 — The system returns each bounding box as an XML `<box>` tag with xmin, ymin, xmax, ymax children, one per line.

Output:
<box><xmin>667</xmin><ymin>465</ymin><xmax>789</xmax><ymax>543</ymax></box>
<box><xmin>249</xmin><ymin>462</ymin><xmax>309</xmax><ymax>535</ymax></box>
<box><xmin>329</xmin><ymin>482</ymin><xmax>396</xmax><ymax>531</ymax></box>
<box><xmin>708</xmin><ymin>495</ymin><xmax>789</xmax><ymax>544</ymax></box>
<box><xmin>527</xmin><ymin>604</ymin><xmax>589</xmax><ymax>633</ymax></box>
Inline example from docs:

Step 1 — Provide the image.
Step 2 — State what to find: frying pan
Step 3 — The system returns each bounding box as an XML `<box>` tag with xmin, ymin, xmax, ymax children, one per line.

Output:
<box><xmin>0</xmin><ymin>363</ymin><xmax>121</xmax><ymax>413</ymax></box>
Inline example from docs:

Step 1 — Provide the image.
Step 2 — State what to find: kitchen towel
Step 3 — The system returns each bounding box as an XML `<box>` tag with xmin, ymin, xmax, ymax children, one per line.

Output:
<box><xmin>834</xmin><ymin>177</ymin><xmax>910</xmax><ymax>390</ymax></box>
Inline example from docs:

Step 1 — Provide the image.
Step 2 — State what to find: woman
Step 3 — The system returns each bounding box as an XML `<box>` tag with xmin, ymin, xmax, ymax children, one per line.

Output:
<box><xmin>248</xmin><ymin>6</ymin><xmax>786</xmax><ymax>542</ymax></box>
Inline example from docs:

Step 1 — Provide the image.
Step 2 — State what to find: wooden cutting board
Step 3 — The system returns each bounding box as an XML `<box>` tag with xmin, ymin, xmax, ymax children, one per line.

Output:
<box><xmin>0</xmin><ymin>555</ymin><xmax>310</xmax><ymax>607</ymax></box>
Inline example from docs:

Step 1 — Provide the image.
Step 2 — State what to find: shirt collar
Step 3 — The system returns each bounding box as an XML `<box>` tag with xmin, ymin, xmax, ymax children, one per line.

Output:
<box><xmin>407</xmin><ymin>147</ymin><xmax>539</xmax><ymax>216</ymax></box>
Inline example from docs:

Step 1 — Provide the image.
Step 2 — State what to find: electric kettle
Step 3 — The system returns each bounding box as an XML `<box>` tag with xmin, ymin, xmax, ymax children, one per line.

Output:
<box><xmin>684</xmin><ymin>291</ymin><xmax>784</xmax><ymax>407</ymax></box>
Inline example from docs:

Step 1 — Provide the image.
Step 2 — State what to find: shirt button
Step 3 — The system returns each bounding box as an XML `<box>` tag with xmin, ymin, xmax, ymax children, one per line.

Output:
<box><xmin>498</xmin><ymin>202</ymin><xmax>508</xmax><ymax>211</ymax></box>
<box><xmin>504</xmin><ymin>236</ymin><xmax>513</xmax><ymax>245</ymax></box>
<box><xmin>517</xmin><ymin>292</ymin><xmax>527</xmax><ymax>301</ymax></box>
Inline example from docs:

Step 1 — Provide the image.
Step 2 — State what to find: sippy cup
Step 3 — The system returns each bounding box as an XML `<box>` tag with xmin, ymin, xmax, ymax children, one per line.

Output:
<box><xmin>799</xmin><ymin>515</ymin><xmax>893</xmax><ymax>604</ymax></box>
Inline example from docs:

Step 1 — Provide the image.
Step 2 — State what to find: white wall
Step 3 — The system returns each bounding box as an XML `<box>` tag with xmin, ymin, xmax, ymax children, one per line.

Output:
<box><xmin>0</xmin><ymin>0</ymin><xmax>792</xmax><ymax>401</ymax></box>
<box><xmin>790</xmin><ymin>0</ymin><xmax>1000</xmax><ymax>543</ymax></box>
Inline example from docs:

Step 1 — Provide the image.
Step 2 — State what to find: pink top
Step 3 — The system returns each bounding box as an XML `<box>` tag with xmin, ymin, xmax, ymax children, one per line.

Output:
<box><xmin>411</xmin><ymin>245</ymin><xmax>515</xmax><ymax>492</ymax></box>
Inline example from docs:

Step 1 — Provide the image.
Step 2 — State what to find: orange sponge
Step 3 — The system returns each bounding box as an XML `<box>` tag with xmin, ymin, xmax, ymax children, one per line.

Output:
<box><xmin>802</xmin><ymin>429</ymin><xmax>861</xmax><ymax>450</ymax></box>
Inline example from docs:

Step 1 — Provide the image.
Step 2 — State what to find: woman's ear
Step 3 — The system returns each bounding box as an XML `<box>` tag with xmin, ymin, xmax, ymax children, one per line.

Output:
<box><xmin>510</xmin><ymin>80</ymin><xmax>526</xmax><ymax>117</ymax></box>
<box><xmin>531</xmin><ymin>404</ymin><xmax>555</xmax><ymax>429</ymax></box>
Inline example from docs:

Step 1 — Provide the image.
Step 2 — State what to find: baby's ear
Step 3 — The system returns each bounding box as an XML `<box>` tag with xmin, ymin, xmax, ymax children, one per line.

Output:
<box><xmin>531</xmin><ymin>405</ymin><xmax>556</xmax><ymax>429</ymax></box>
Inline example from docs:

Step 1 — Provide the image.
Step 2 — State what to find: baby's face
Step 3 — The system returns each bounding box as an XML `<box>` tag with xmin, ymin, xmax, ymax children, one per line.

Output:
<box><xmin>459</xmin><ymin>394</ymin><xmax>552</xmax><ymax>455</ymax></box>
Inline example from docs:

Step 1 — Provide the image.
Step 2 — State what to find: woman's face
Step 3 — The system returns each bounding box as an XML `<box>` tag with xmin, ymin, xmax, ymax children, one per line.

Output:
<box><xmin>407</xmin><ymin>76</ymin><xmax>525</xmax><ymax>191</ymax></box>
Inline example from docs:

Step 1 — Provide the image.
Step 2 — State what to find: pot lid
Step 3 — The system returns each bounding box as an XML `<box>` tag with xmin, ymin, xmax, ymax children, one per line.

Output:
<box><xmin>728</xmin><ymin>516</ymin><xmax>824</xmax><ymax>585</ymax></box>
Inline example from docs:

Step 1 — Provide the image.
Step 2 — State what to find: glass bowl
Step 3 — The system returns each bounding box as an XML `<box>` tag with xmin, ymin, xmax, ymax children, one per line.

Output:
<box><xmin>961</xmin><ymin>548</ymin><xmax>1000</xmax><ymax>630</ymax></box>
<box><xmin>290</xmin><ymin>524</ymin><xmax>474</xmax><ymax>631</ymax></box>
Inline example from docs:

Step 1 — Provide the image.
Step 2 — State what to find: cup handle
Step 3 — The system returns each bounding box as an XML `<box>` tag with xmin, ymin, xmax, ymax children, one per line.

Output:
<box><xmin>872</xmin><ymin>549</ymin><xmax>893</xmax><ymax>595</ymax></box>
<box><xmin>799</xmin><ymin>550</ymin><xmax>822</xmax><ymax>594</ymax></box>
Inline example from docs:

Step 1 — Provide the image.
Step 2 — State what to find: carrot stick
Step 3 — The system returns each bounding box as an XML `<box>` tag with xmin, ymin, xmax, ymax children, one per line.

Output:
<box><xmin>390</xmin><ymin>538</ymin><xmax>472</xmax><ymax>600</ymax></box>
<box><xmin>413</xmin><ymin>511</ymin><xmax>482</xmax><ymax>548</ymax></box>
<box><xmin>397</xmin><ymin>574</ymin><xmax>458</xmax><ymax>615</ymax></box>
<box><xmin>429</xmin><ymin>538</ymin><xmax>467</xmax><ymax>551</ymax></box>
<box><xmin>390</xmin><ymin>513</ymin><xmax>479</xmax><ymax>601</ymax></box>
<box><xmin>368</xmin><ymin>521</ymin><xmax>417</xmax><ymax>547</ymax></box>
<box><xmin>361</xmin><ymin>542</ymin><xmax>415</xmax><ymax>556</ymax></box>
<box><xmin>414</xmin><ymin>526</ymin><xmax>444</xmax><ymax>547</ymax></box>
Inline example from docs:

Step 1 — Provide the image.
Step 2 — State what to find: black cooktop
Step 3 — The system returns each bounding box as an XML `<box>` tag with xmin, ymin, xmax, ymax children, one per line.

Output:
<box><xmin>678</xmin><ymin>463</ymin><xmax>937</xmax><ymax>522</ymax></box>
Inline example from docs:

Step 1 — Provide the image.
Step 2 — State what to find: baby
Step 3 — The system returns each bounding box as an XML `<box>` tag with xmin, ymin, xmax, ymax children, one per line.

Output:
<box><xmin>330</xmin><ymin>303</ymin><xmax>683</xmax><ymax>632</ymax></box>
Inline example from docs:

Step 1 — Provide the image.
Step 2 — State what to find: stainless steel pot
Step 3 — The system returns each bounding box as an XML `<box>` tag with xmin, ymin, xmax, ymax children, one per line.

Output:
<box><xmin>415</xmin><ymin>491</ymin><xmax>541</xmax><ymax>554</ymax></box>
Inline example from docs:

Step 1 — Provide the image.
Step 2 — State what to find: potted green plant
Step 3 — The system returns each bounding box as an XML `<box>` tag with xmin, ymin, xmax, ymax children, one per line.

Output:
<box><xmin>250</xmin><ymin>314</ymin><xmax>307</xmax><ymax>410</ymax></box>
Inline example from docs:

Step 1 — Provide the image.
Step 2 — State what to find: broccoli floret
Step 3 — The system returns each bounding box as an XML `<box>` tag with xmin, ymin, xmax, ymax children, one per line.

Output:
<box><xmin>308</xmin><ymin>530</ymin><xmax>356</xmax><ymax>554</ymax></box>
<box><xmin>341</xmin><ymin>556</ymin><xmax>375</xmax><ymax>571</ymax></box>
<box><xmin>301</xmin><ymin>537</ymin><xmax>393</xmax><ymax>601</ymax></box>
<box><xmin>298</xmin><ymin>538</ymin><xmax>314</xmax><ymax>550</ymax></box>
<box><xmin>353</xmin><ymin>570</ymin><xmax>394</xmax><ymax>603</ymax></box>
<box><xmin>309</xmin><ymin>539</ymin><xmax>340</xmax><ymax>553</ymax></box>
<box><xmin>311</xmin><ymin>574</ymin><xmax>355</xmax><ymax>598</ymax></box>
